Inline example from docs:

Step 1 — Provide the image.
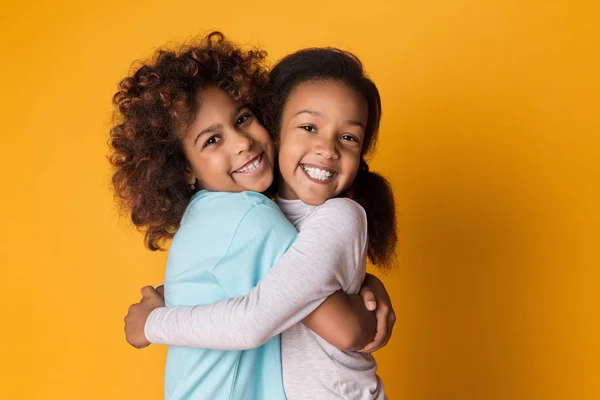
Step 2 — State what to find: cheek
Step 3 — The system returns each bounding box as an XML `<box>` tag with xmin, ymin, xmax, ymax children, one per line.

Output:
<box><xmin>195</xmin><ymin>154</ymin><xmax>228</xmax><ymax>180</ymax></box>
<box><xmin>187</xmin><ymin>156</ymin><xmax>203</xmax><ymax>178</ymax></box>
<box><xmin>276</xmin><ymin>132</ymin><xmax>293</xmax><ymax>165</ymax></box>
<box><xmin>264</xmin><ymin>140</ymin><xmax>276</xmax><ymax>161</ymax></box>
<box><xmin>341</xmin><ymin>153</ymin><xmax>361</xmax><ymax>181</ymax></box>
<box><xmin>278</xmin><ymin>140</ymin><xmax>304</xmax><ymax>170</ymax></box>
<box><xmin>256</xmin><ymin>127</ymin><xmax>274</xmax><ymax>148</ymax></box>
<box><xmin>277</xmin><ymin>151</ymin><xmax>294</xmax><ymax>175</ymax></box>
<box><xmin>279</xmin><ymin>131</ymin><xmax>307</xmax><ymax>158</ymax></box>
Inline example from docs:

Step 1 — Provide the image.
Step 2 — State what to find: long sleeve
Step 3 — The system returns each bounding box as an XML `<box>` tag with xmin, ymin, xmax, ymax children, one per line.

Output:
<box><xmin>145</xmin><ymin>198</ymin><xmax>368</xmax><ymax>350</ymax></box>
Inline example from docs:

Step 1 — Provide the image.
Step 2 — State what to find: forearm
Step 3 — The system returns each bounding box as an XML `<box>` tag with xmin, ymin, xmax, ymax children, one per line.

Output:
<box><xmin>302</xmin><ymin>291</ymin><xmax>377</xmax><ymax>351</ymax></box>
<box><xmin>146</xmin><ymin>255</ymin><xmax>342</xmax><ymax>349</ymax></box>
<box><xmin>146</xmin><ymin>199</ymin><xmax>367</xmax><ymax>350</ymax></box>
<box><xmin>146</xmin><ymin>291</ymin><xmax>317</xmax><ymax>350</ymax></box>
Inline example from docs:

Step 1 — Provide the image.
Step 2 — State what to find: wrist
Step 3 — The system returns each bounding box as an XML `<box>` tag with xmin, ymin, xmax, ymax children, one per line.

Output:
<box><xmin>143</xmin><ymin>307</ymin><xmax>165</xmax><ymax>344</ymax></box>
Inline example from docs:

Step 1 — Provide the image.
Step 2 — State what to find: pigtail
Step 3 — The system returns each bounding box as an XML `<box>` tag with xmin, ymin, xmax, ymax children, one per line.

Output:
<box><xmin>349</xmin><ymin>159</ymin><xmax>397</xmax><ymax>270</ymax></box>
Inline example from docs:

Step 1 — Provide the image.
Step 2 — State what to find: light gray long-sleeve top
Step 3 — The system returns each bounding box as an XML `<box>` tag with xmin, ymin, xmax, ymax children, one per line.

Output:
<box><xmin>145</xmin><ymin>197</ymin><xmax>385</xmax><ymax>399</ymax></box>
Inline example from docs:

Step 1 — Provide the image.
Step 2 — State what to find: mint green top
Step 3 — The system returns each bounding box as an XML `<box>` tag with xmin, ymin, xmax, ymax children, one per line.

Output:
<box><xmin>163</xmin><ymin>190</ymin><xmax>297</xmax><ymax>400</ymax></box>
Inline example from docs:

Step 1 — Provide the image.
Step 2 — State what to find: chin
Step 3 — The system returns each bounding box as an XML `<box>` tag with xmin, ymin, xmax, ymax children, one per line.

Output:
<box><xmin>244</xmin><ymin>174</ymin><xmax>273</xmax><ymax>193</ymax></box>
<box><xmin>254</xmin><ymin>180</ymin><xmax>274</xmax><ymax>193</ymax></box>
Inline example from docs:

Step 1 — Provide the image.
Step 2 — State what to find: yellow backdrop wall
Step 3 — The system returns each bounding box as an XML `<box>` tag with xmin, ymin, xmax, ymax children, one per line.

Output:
<box><xmin>1</xmin><ymin>0</ymin><xmax>598</xmax><ymax>399</ymax></box>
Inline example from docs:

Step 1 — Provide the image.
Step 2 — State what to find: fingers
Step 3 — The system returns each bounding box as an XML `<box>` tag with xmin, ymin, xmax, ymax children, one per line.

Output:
<box><xmin>127</xmin><ymin>336</ymin><xmax>150</xmax><ymax>350</ymax></box>
<box><xmin>387</xmin><ymin>309</ymin><xmax>396</xmax><ymax>344</ymax></box>
<box><xmin>140</xmin><ymin>286</ymin><xmax>165</xmax><ymax>305</ymax></box>
<box><xmin>124</xmin><ymin>302</ymin><xmax>152</xmax><ymax>349</ymax></box>
<box><xmin>359</xmin><ymin>312</ymin><xmax>388</xmax><ymax>353</ymax></box>
<box><xmin>359</xmin><ymin>287</ymin><xmax>377</xmax><ymax>311</ymax></box>
<box><xmin>125</xmin><ymin>303</ymin><xmax>136</xmax><ymax>322</ymax></box>
<box><xmin>359</xmin><ymin>303</ymin><xmax>395</xmax><ymax>353</ymax></box>
<box><xmin>140</xmin><ymin>285</ymin><xmax>156</xmax><ymax>297</ymax></box>
<box><xmin>359</xmin><ymin>316</ymin><xmax>387</xmax><ymax>353</ymax></box>
<box><xmin>123</xmin><ymin>286</ymin><xmax>163</xmax><ymax>350</ymax></box>
<box><xmin>132</xmin><ymin>285</ymin><xmax>165</xmax><ymax>310</ymax></box>
<box><xmin>155</xmin><ymin>285</ymin><xmax>165</xmax><ymax>298</ymax></box>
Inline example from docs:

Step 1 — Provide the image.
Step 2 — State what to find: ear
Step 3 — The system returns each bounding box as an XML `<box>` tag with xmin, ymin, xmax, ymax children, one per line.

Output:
<box><xmin>184</xmin><ymin>165</ymin><xmax>196</xmax><ymax>185</ymax></box>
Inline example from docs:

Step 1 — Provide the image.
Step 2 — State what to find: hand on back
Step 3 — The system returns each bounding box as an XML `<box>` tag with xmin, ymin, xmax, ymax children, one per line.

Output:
<box><xmin>124</xmin><ymin>285</ymin><xmax>165</xmax><ymax>349</ymax></box>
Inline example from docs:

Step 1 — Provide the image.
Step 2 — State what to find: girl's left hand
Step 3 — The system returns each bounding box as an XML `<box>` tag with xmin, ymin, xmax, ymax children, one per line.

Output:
<box><xmin>124</xmin><ymin>286</ymin><xmax>165</xmax><ymax>349</ymax></box>
<box><xmin>357</xmin><ymin>273</ymin><xmax>396</xmax><ymax>353</ymax></box>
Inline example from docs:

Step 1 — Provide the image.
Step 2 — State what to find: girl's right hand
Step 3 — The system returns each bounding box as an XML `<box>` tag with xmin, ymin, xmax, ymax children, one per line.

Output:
<box><xmin>357</xmin><ymin>274</ymin><xmax>396</xmax><ymax>353</ymax></box>
<box><xmin>124</xmin><ymin>286</ymin><xmax>165</xmax><ymax>349</ymax></box>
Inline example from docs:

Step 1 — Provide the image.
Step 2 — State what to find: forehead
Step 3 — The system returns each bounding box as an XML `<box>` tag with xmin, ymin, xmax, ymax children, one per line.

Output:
<box><xmin>182</xmin><ymin>86</ymin><xmax>240</xmax><ymax>139</ymax></box>
<box><xmin>283</xmin><ymin>80</ymin><xmax>368</xmax><ymax>122</ymax></box>
<box><xmin>196</xmin><ymin>85</ymin><xmax>239</xmax><ymax>113</ymax></box>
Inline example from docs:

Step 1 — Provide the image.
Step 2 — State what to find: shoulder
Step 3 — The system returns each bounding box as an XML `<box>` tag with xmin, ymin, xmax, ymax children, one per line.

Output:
<box><xmin>187</xmin><ymin>192</ymin><xmax>296</xmax><ymax>243</ymax></box>
<box><xmin>174</xmin><ymin>191</ymin><xmax>294</xmax><ymax>259</ymax></box>
<box><xmin>182</xmin><ymin>191</ymin><xmax>275</xmax><ymax>223</ymax></box>
<box><xmin>223</xmin><ymin>194</ymin><xmax>297</xmax><ymax>262</ymax></box>
<box><xmin>318</xmin><ymin>197</ymin><xmax>366</xmax><ymax>215</ymax></box>
<box><xmin>235</xmin><ymin>193</ymin><xmax>296</xmax><ymax>239</ymax></box>
<box><xmin>297</xmin><ymin>197</ymin><xmax>368</xmax><ymax>286</ymax></box>
<box><xmin>299</xmin><ymin>197</ymin><xmax>368</xmax><ymax>250</ymax></box>
<box><xmin>175</xmin><ymin>192</ymin><xmax>285</xmax><ymax>245</ymax></box>
<box><xmin>188</xmin><ymin>190</ymin><xmax>274</xmax><ymax>210</ymax></box>
<box><xmin>312</xmin><ymin>197</ymin><xmax>367</xmax><ymax>228</ymax></box>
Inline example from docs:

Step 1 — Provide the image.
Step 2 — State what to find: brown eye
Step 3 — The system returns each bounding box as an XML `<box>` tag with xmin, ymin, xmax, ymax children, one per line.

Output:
<box><xmin>299</xmin><ymin>125</ymin><xmax>317</xmax><ymax>133</ymax></box>
<box><xmin>236</xmin><ymin>113</ymin><xmax>253</xmax><ymax>127</ymax></box>
<box><xmin>341</xmin><ymin>134</ymin><xmax>358</xmax><ymax>142</ymax></box>
<box><xmin>202</xmin><ymin>135</ymin><xmax>222</xmax><ymax>148</ymax></box>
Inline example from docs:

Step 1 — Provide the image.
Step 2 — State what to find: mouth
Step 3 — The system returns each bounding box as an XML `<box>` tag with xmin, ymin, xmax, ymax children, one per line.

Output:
<box><xmin>233</xmin><ymin>153</ymin><xmax>264</xmax><ymax>176</ymax></box>
<box><xmin>300</xmin><ymin>163</ymin><xmax>336</xmax><ymax>183</ymax></box>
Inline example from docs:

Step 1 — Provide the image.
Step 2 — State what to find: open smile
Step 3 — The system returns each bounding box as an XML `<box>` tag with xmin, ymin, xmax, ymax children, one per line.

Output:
<box><xmin>300</xmin><ymin>163</ymin><xmax>337</xmax><ymax>183</ymax></box>
<box><xmin>233</xmin><ymin>153</ymin><xmax>264</xmax><ymax>176</ymax></box>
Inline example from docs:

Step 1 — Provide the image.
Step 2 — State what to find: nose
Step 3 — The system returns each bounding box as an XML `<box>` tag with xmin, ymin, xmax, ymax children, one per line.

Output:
<box><xmin>314</xmin><ymin>136</ymin><xmax>339</xmax><ymax>160</ymax></box>
<box><xmin>231</xmin><ymin>130</ymin><xmax>253</xmax><ymax>154</ymax></box>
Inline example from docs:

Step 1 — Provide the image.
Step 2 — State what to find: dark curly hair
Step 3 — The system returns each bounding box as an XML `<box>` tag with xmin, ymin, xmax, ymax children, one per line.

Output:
<box><xmin>109</xmin><ymin>32</ymin><xmax>269</xmax><ymax>251</ymax></box>
<box><xmin>264</xmin><ymin>48</ymin><xmax>397</xmax><ymax>269</ymax></box>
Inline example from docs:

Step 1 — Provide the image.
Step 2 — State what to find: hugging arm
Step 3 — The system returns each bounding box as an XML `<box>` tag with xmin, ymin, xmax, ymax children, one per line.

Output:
<box><xmin>145</xmin><ymin>199</ymin><xmax>371</xmax><ymax>350</ymax></box>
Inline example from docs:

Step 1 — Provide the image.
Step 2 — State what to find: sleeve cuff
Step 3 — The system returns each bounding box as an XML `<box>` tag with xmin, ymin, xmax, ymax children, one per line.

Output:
<box><xmin>144</xmin><ymin>307</ymin><xmax>167</xmax><ymax>344</ymax></box>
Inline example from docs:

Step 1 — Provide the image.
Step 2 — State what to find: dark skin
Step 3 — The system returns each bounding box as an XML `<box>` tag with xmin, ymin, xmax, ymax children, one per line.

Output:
<box><xmin>302</xmin><ymin>290</ymin><xmax>377</xmax><ymax>351</ymax></box>
<box><xmin>125</xmin><ymin>273</ymin><xmax>395</xmax><ymax>352</ymax></box>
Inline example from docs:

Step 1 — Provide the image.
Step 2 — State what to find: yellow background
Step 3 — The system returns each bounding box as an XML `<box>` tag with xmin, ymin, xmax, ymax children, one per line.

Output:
<box><xmin>1</xmin><ymin>0</ymin><xmax>598</xmax><ymax>399</ymax></box>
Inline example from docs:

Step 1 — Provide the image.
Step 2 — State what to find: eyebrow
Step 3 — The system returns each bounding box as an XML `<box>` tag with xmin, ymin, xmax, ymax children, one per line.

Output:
<box><xmin>294</xmin><ymin>109</ymin><xmax>365</xmax><ymax>130</ymax></box>
<box><xmin>294</xmin><ymin>109</ymin><xmax>323</xmax><ymax>118</ymax></box>
<box><xmin>346</xmin><ymin>120</ymin><xmax>366</xmax><ymax>130</ymax></box>
<box><xmin>232</xmin><ymin>105</ymin><xmax>248</xmax><ymax>119</ymax></box>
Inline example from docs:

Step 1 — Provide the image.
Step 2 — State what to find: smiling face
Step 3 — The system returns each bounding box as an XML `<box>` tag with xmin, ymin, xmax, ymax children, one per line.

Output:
<box><xmin>277</xmin><ymin>79</ymin><xmax>368</xmax><ymax>205</ymax></box>
<box><xmin>181</xmin><ymin>85</ymin><xmax>275</xmax><ymax>193</ymax></box>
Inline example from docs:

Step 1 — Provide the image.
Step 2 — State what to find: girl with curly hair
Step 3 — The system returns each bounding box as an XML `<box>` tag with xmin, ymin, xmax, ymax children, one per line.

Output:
<box><xmin>113</xmin><ymin>33</ymin><xmax>394</xmax><ymax>400</ymax></box>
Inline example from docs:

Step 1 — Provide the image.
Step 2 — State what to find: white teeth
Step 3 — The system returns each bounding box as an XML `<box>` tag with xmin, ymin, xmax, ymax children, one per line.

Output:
<box><xmin>302</xmin><ymin>166</ymin><xmax>334</xmax><ymax>181</ymax></box>
<box><xmin>237</xmin><ymin>156</ymin><xmax>261</xmax><ymax>173</ymax></box>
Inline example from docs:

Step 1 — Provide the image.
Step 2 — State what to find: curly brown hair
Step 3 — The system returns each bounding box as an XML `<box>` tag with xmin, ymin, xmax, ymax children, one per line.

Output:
<box><xmin>109</xmin><ymin>32</ymin><xmax>269</xmax><ymax>251</ymax></box>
